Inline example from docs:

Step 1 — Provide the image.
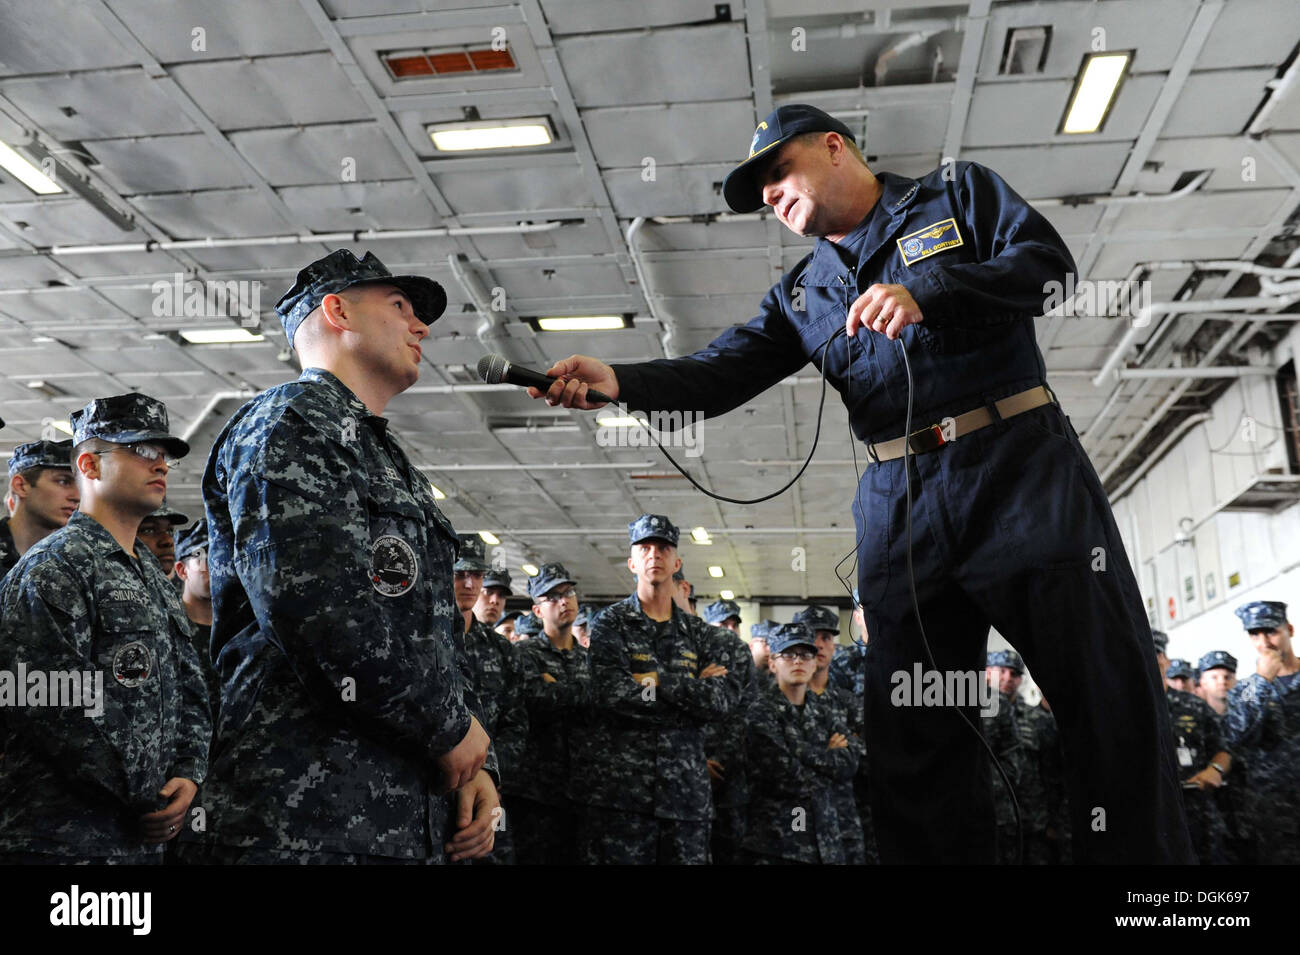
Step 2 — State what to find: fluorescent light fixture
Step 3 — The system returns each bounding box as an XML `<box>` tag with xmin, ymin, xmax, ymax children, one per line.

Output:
<box><xmin>0</xmin><ymin>140</ymin><xmax>62</xmax><ymax>195</ymax></box>
<box><xmin>596</xmin><ymin>414</ymin><xmax>643</xmax><ymax>427</ymax></box>
<box><xmin>429</xmin><ymin>483</ymin><xmax>446</xmax><ymax>500</ymax></box>
<box><xmin>49</xmin><ymin>419</ymin><xmax>73</xmax><ymax>436</ymax></box>
<box><xmin>479</xmin><ymin>531</ymin><xmax>501</xmax><ymax>546</ymax></box>
<box><xmin>27</xmin><ymin>379</ymin><xmax>67</xmax><ymax>398</ymax></box>
<box><xmin>429</xmin><ymin>117</ymin><xmax>553</xmax><ymax>152</ymax></box>
<box><xmin>719</xmin><ymin>589</ymin><xmax>735</xmax><ymax>600</ymax></box>
<box><xmin>537</xmin><ymin>316</ymin><xmax>625</xmax><ymax>332</ymax></box>
<box><xmin>691</xmin><ymin>526</ymin><xmax>711</xmax><ymax>543</ymax></box>
<box><xmin>1061</xmin><ymin>52</ymin><xmax>1131</xmax><ymax>134</ymax></box>
<box><xmin>179</xmin><ymin>328</ymin><xmax>265</xmax><ymax>344</ymax></box>
<box><xmin>522</xmin><ymin>563</ymin><xmax>539</xmax><ymax>577</ymax></box>
<box><xmin>708</xmin><ymin>565</ymin><xmax>724</xmax><ymax>578</ymax></box>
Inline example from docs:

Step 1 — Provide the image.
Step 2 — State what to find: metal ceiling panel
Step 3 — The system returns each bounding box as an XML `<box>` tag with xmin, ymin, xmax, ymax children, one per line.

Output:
<box><xmin>1194</xmin><ymin>0</ymin><xmax>1300</xmax><ymax>70</ymax></box>
<box><xmin>1108</xmin><ymin>187</ymin><xmax>1290</xmax><ymax>232</ymax></box>
<box><xmin>978</xmin><ymin>0</ymin><xmax>1200</xmax><ymax>80</ymax></box>
<box><xmin>961</xmin><ymin>74</ymin><xmax>1164</xmax><ymax>148</ymax></box>
<box><xmin>278</xmin><ymin>181</ymin><xmax>439</xmax><ymax>231</ymax></box>
<box><xmin>130</xmin><ymin>189</ymin><xmax>298</xmax><ymax>237</ymax></box>
<box><xmin>106</xmin><ymin>0</ymin><xmax>330</xmax><ymax>60</ymax></box>
<box><xmin>170</xmin><ymin>53</ymin><xmax>373</xmax><ymax>131</ymax></box>
<box><xmin>229</xmin><ymin>123</ymin><xmax>410</xmax><ymax>187</ymax></box>
<box><xmin>0</xmin><ymin>199</ymin><xmax>145</xmax><ymax>245</ymax></box>
<box><xmin>88</xmin><ymin>134</ymin><xmax>253</xmax><ymax>195</ymax></box>
<box><xmin>584</xmin><ymin>102</ymin><xmax>756</xmax><ymax>166</ymax></box>
<box><xmin>1090</xmin><ymin>234</ymin><xmax>1254</xmax><ymax>278</ymax></box>
<box><xmin>962</xmin><ymin>142</ymin><xmax>1131</xmax><ymax>198</ymax></box>
<box><xmin>604</xmin><ymin>163</ymin><xmax>733</xmax><ymax>217</ymax></box>
<box><xmin>0</xmin><ymin>1</ymin><xmax>137</xmax><ymax>74</ymax></box>
<box><xmin>541</xmin><ymin>0</ymin><xmax>724</xmax><ymax>34</ymax></box>
<box><xmin>556</xmin><ymin>23</ymin><xmax>753</xmax><ymax>107</ymax></box>
<box><xmin>1143</xmin><ymin>135</ymin><xmax>1295</xmax><ymax>190</ymax></box>
<box><xmin>1</xmin><ymin>72</ymin><xmax>200</xmax><ymax>139</ymax></box>
<box><xmin>434</xmin><ymin>166</ymin><xmax>594</xmax><ymax>215</ymax></box>
<box><xmin>1161</xmin><ymin>68</ymin><xmax>1279</xmax><ymax>138</ymax></box>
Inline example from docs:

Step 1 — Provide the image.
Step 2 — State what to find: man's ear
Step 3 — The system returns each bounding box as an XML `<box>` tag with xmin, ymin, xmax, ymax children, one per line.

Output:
<box><xmin>175</xmin><ymin>560</ymin><xmax>190</xmax><ymax>582</ymax></box>
<box><xmin>9</xmin><ymin>473</ymin><xmax>29</xmax><ymax>501</ymax></box>
<box><xmin>75</xmin><ymin>451</ymin><xmax>100</xmax><ymax>481</ymax></box>
<box><xmin>318</xmin><ymin>292</ymin><xmax>353</xmax><ymax>334</ymax></box>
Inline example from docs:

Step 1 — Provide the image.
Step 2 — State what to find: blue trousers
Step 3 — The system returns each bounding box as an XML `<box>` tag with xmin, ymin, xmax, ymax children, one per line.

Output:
<box><xmin>855</xmin><ymin>403</ymin><xmax>1195</xmax><ymax>864</ymax></box>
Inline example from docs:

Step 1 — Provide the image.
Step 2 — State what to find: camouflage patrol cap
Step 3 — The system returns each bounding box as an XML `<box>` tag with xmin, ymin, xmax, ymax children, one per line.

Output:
<box><xmin>498</xmin><ymin>610</ymin><xmax>524</xmax><ymax>626</ymax></box>
<box><xmin>1165</xmin><ymin>659</ymin><xmax>1194</xmax><ymax>681</ymax></box>
<box><xmin>453</xmin><ymin>534</ymin><xmax>490</xmax><ymax>572</ymax></box>
<box><xmin>628</xmin><ymin>513</ymin><xmax>679</xmax><ymax>547</ymax></box>
<box><xmin>987</xmin><ymin>649</ymin><xmax>1024</xmax><ymax>673</ymax></box>
<box><xmin>1235</xmin><ymin>600</ymin><xmax>1287</xmax><ymax>632</ymax></box>
<box><xmin>750</xmin><ymin>619</ymin><xmax>778</xmax><ymax>643</ymax></box>
<box><xmin>482</xmin><ymin>567</ymin><xmax>514</xmax><ymax>594</ymax></box>
<box><xmin>8</xmin><ymin>439</ymin><xmax>72</xmax><ymax>475</ymax></box>
<box><xmin>702</xmin><ymin>599</ymin><xmax>742</xmax><ymax>626</ymax></box>
<box><xmin>793</xmin><ymin>604</ymin><xmax>839</xmax><ymax>635</ymax></box>
<box><xmin>275</xmin><ymin>249</ymin><xmax>448</xmax><ymax>348</ymax></box>
<box><xmin>515</xmin><ymin>613</ymin><xmax>543</xmax><ymax>637</ymax></box>
<box><xmin>174</xmin><ymin>518</ymin><xmax>208</xmax><ymax>563</ymax></box>
<box><xmin>145</xmin><ymin>502</ymin><xmax>190</xmax><ymax>527</ymax></box>
<box><xmin>1197</xmin><ymin>650</ymin><xmax>1237</xmax><ymax>675</ymax></box>
<box><xmin>1151</xmin><ymin>629</ymin><xmax>1169</xmax><ymax>654</ymax></box>
<box><xmin>768</xmin><ymin>622</ymin><xmax>817</xmax><ymax>655</ymax></box>
<box><xmin>528</xmin><ymin>562</ymin><xmax>576</xmax><ymax>600</ymax></box>
<box><xmin>70</xmin><ymin>393</ymin><xmax>189</xmax><ymax>459</ymax></box>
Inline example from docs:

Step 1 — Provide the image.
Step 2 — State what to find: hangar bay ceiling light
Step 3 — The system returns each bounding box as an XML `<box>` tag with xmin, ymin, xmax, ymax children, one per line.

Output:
<box><xmin>1061</xmin><ymin>51</ymin><xmax>1132</xmax><ymax>134</ymax></box>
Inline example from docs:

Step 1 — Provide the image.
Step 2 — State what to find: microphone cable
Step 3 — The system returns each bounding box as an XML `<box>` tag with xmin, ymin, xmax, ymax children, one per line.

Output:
<box><xmin>577</xmin><ymin>323</ymin><xmax>1024</xmax><ymax>863</ymax></box>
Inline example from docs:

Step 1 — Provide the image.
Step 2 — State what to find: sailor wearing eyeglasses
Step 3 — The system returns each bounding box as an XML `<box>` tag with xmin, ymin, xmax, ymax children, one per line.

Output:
<box><xmin>743</xmin><ymin>621</ymin><xmax>857</xmax><ymax>864</ymax></box>
<box><xmin>0</xmin><ymin>393</ymin><xmax>210</xmax><ymax>863</ymax></box>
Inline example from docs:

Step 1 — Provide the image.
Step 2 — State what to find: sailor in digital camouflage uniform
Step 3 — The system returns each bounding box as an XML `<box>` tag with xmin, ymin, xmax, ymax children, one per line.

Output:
<box><xmin>672</xmin><ymin>567</ymin><xmax>697</xmax><ymax>616</ymax></box>
<box><xmin>575</xmin><ymin>514</ymin><xmax>737</xmax><ymax>864</ymax></box>
<box><xmin>572</xmin><ymin>604</ymin><xmax>593</xmax><ymax>648</ymax></box>
<box><xmin>1166</xmin><ymin>659</ymin><xmax>1196</xmax><ymax>695</ymax></box>
<box><xmin>1225</xmin><ymin>600</ymin><xmax>1300</xmax><ymax>865</ymax></box>
<box><xmin>473</xmin><ymin>563</ymin><xmax>512</xmax><ymax>630</ymax></box>
<box><xmin>136</xmin><ymin>502</ymin><xmax>188</xmax><ymax>583</ymax></box>
<box><xmin>512</xmin><ymin>562</ymin><xmax>593</xmax><ymax>864</ymax></box>
<box><xmin>177</xmin><ymin>249</ymin><xmax>495</xmax><ymax>865</ymax></box>
<box><xmin>514</xmin><ymin>612</ymin><xmax>544</xmax><ymax>641</ymax></box>
<box><xmin>828</xmin><ymin>586</ymin><xmax>878</xmax><ymax>862</ymax></box>
<box><xmin>749</xmin><ymin>619</ymin><xmax>777</xmax><ymax>691</ymax></box>
<box><xmin>1</xmin><ymin>439</ymin><xmax>78</xmax><ymax>583</ymax></box>
<box><xmin>982</xmin><ymin>649</ymin><xmax>1024</xmax><ymax>864</ymax></box>
<box><xmin>452</xmin><ymin>534</ymin><xmax>527</xmax><ymax>865</ymax></box>
<box><xmin>743</xmin><ymin>622</ymin><xmax>858</xmax><ymax>864</ymax></box>
<box><xmin>985</xmin><ymin>649</ymin><xmax>1053</xmax><ymax>864</ymax></box>
<box><xmin>0</xmin><ymin>394</ymin><xmax>210</xmax><ymax>863</ymax></box>
<box><xmin>700</xmin><ymin>598</ymin><xmax>757</xmax><ymax>865</ymax></box>
<box><xmin>1160</xmin><ymin>643</ymin><xmax>1232</xmax><ymax>865</ymax></box>
<box><xmin>795</xmin><ymin>604</ymin><xmax>867</xmax><ymax>864</ymax></box>
<box><xmin>172</xmin><ymin>518</ymin><xmax>220</xmax><ymax>725</ymax></box>
<box><xmin>1197</xmin><ymin>649</ymin><xmax>1237</xmax><ymax>719</ymax></box>
<box><xmin>496</xmin><ymin>609</ymin><xmax>524</xmax><ymax>643</ymax></box>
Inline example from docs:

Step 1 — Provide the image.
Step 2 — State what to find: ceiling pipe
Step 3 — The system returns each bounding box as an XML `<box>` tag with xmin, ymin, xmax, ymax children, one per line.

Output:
<box><xmin>875</xmin><ymin>31</ymin><xmax>942</xmax><ymax>86</ymax></box>
<box><xmin>1247</xmin><ymin>49</ymin><xmax>1300</xmax><ymax>135</ymax></box>
<box><xmin>1108</xmin><ymin>413</ymin><xmax>1213</xmax><ymax>502</ymax></box>
<box><xmin>35</xmin><ymin>221</ymin><xmax>564</xmax><ymax>257</ymax></box>
<box><xmin>179</xmin><ymin>389</ymin><xmax>257</xmax><ymax>443</ymax></box>
<box><xmin>1032</xmin><ymin>169</ymin><xmax>1210</xmax><ymax>208</ymax></box>
<box><xmin>626</xmin><ymin>216</ymin><xmax>681</xmax><ymax>358</ymax></box>
<box><xmin>1092</xmin><ymin>293</ymin><xmax>1300</xmax><ymax>387</ymax></box>
<box><xmin>1116</xmin><ymin>366</ymin><xmax>1276</xmax><ymax>379</ymax></box>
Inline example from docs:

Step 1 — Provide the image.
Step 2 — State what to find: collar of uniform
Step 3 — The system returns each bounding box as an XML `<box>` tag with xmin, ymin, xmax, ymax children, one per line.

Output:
<box><xmin>65</xmin><ymin>509</ymin><xmax>141</xmax><ymax>564</ymax></box>
<box><xmin>627</xmin><ymin>590</ymin><xmax>680</xmax><ymax>627</ymax></box>
<box><xmin>299</xmin><ymin>367</ymin><xmax>376</xmax><ymax>421</ymax></box>
<box><xmin>803</xmin><ymin>171</ymin><xmax>922</xmax><ymax>286</ymax></box>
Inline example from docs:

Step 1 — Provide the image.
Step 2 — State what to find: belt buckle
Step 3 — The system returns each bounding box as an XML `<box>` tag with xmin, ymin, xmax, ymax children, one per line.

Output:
<box><xmin>907</xmin><ymin>423</ymin><xmax>947</xmax><ymax>454</ymax></box>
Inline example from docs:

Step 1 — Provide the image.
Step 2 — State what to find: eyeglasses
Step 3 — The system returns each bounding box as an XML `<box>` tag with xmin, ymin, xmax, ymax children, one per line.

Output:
<box><xmin>538</xmin><ymin>588</ymin><xmax>578</xmax><ymax>604</ymax></box>
<box><xmin>775</xmin><ymin>649</ymin><xmax>816</xmax><ymax>661</ymax></box>
<box><xmin>91</xmin><ymin>443</ymin><xmax>178</xmax><ymax>467</ymax></box>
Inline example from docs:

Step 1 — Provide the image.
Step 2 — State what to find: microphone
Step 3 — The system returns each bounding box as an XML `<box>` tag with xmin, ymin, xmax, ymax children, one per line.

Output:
<box><xmin>476</xmin><ymin>353</ymin><xmax>614</xmax><ymax>404</ymax></box>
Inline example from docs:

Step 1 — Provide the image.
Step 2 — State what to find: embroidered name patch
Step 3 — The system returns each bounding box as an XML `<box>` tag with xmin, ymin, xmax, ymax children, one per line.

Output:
<box><xmin>897</xmin><ymin>218</ymin><xmax>963</xmax><ymax>266</ymax></box>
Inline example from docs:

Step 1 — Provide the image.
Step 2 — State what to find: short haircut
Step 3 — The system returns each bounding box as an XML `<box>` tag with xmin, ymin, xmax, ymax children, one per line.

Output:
<box><xmin>71</xmin><ymin>437</ymin><xmax>115</xmax><ymax>484</ymax></box>
<box><xmin>793</xmin><ymin>129</ymin><xmax>868</xmax><ymax>167</ymax></box>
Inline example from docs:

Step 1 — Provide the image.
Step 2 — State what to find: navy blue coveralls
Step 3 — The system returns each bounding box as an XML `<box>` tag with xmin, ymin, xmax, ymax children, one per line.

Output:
<box><xmin>611</xmin><ymin>161</ymin><xmax>1195</xmax><ymax>864</ymax></box>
